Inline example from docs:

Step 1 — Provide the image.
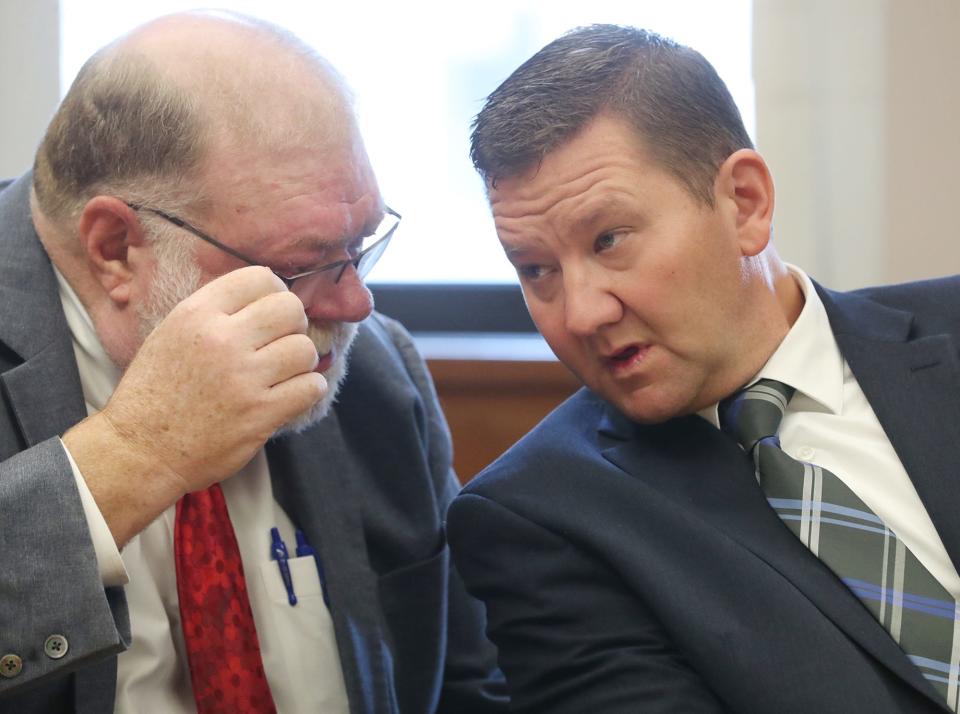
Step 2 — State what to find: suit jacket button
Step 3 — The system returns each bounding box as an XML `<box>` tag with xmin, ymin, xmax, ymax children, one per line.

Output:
<box><xmin>0</xmin><ymin>654</ymin><xmax>22</xmax><ymax>678</ymax></box>
<box><xmin>43</xmin><ymin>635</ymin><xmax>69</xmax><ymax>660</ymax></box>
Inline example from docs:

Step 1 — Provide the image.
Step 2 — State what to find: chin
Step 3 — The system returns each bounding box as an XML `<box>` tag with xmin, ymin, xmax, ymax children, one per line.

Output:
<box><xmin>604</xmin><ymin>385</ymin><xmax>697</xmax><ymax>426</ymax></box>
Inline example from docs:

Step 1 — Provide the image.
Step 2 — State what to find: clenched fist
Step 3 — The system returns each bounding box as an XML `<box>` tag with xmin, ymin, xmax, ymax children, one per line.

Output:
<box><xmin>63</xmin><ymin>266</ymin><xmax>326</xmax><ymax>546</ymax></box>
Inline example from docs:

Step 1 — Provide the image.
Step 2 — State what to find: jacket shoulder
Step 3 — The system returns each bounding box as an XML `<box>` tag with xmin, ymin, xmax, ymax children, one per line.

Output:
<box><xmin>833</xmin><ymin>275</ymin><xmax>960</xmax><ymax>337</ymax></box>
<box><xmin>461</xmin><ymin>387</ymin><xmax>604</xmax><ymax>496</ymax></box>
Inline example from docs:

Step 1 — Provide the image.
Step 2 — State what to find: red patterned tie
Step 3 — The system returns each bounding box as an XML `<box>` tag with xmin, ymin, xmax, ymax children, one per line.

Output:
<box><xmin>174</xmin><ymin>483</ymin><xmax>277</xmax><ymax>714</ymax></box>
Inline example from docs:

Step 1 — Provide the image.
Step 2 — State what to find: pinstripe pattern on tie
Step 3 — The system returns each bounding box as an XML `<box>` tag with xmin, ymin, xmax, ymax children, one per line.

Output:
<box><xmin>720</xmin><ymin>379</ymin><xmax>960</xmax><ymax>710</ymax></box>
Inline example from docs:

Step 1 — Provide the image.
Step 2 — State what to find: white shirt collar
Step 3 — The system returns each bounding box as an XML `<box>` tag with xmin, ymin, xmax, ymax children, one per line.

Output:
<box><xmin>698</xmin><ymin>264</ymin><xmax>845</xmax><ymax>428</ymax></box>
<box><xmin>53</xmin><ymin>266</ymin><xmax>121</xmax><ymax>412</ymax></box>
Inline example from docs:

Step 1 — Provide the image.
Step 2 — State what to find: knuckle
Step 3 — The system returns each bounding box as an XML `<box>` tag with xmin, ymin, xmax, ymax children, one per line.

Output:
<box><xmin>206</xmin><ymin>329</ymin><xmax>233</xmax><ymax>352</ymax></box>
<box><xmin>278</xmin><ymin>289</ymin><xmax>307</xmax><ymax>315</ymax></box>
<box><xmin>291</xmin><ymin>332</ymin><xmax>317</xmax><ymax>355</ymax></box>
<box><xmin>260</xmin><ymin>266</ymin><xmax>287</xmax><ymax>291</ymax></box>
<box><xmin>169</xmin><ymin>293</ymin><xmax>201</xmax><ymax>319</ymax></box>
<box><xmin>309</xmin><ymin>373</ymin><xmax>328</xmax><ymax>398</ymax></box>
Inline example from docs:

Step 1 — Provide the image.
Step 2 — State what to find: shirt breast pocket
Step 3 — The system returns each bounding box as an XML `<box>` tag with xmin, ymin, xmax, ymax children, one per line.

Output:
<box><xmin>255</xmin><ymin>556</ymin><xmax>348</xmax><ymax>711</ymax></box>
<box><xmin>260</xmin><ymin>555</ymin><xmax>325</xmax><ymax>604</ymax></box>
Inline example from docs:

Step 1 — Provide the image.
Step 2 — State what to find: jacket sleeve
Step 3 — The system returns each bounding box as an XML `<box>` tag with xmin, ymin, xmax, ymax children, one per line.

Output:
<box><xmin>0</xmin><ymin>437</ymin><xmax>129</xmax><ymax>699</ymax></box>
<box><xmin>380</xmin><ymin>317</ymin><xmax>509</xmax><ymax>713</ymax></box>
<box><xmin>448</xmin><ymin>491</ymin><xmax>728</xmax><ymax>714</ymax></box>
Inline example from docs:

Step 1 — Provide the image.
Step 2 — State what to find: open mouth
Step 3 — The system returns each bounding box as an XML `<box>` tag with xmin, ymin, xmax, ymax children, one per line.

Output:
<box><xmin>610</xmin><ymin>345</ymin><xmax>640</xmax><ymax>363</ymax></box>
<box><xmin>315</xmin><ymin>350</ymin><xmax>334</xmax><ymax>373</ymax></box>
<box><xmin>605</xmin><ymin>344</ymin><xmax>652</xmax><ymax>373</ymax></box>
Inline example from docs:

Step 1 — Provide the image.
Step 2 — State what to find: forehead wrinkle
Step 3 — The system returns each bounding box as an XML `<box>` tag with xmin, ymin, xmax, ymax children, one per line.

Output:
<box><xmin>567</xmin><ymin>191</ymin><xmax>642</xmax><ymax>235</ymax></box>
<box><xmin>492</xmin><ymin>160</ymin><xmax>629</xmax><ymax>222</ymax></box>
<box><xmin>494</xmin><ymin>171</ymin><xmax>632</xmax><ymax>245</ymax></box>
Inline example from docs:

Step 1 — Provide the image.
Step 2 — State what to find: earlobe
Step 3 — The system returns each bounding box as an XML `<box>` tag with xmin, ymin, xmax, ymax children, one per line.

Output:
<box><xmin>78</xmin><ymin>197</ymin><xmax>146</xmax><ymax>305</ymax></box>
<box><xmin>716</xmin><ymin>149</ymin><xmax>775</xmax><ymax>257</ymax></box>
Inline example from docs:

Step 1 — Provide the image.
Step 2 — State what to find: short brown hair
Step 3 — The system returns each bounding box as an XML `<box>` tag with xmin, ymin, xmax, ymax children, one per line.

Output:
<box><xmin>470</xmin><ymin>24</ymin><xmax>753</xmax><ymax>205</ymax></box>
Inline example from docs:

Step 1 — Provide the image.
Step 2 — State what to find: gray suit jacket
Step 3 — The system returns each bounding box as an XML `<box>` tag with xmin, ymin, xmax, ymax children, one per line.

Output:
<box><xmin>449</xmin><ymin>275</ymin><xmax>960</xmax><ymax>713</ymax></box>
<box><xmin>0</xmin><ymin>173</ymin><xmax>506</xmax><ymax>713</ymax></box>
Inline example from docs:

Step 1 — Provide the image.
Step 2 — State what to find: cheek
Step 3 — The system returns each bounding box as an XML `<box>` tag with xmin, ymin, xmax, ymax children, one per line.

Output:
<box><xmin>525</xmin><ymin>300</ymin><xmax>562</xmax><ymax>344</ymax></box>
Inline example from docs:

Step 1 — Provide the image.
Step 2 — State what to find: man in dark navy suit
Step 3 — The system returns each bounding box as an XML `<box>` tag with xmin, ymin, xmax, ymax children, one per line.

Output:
<box><xmin>448</xmin><ymin>24</ymin><xmax>960</xmax><ymax>714</ymax></box>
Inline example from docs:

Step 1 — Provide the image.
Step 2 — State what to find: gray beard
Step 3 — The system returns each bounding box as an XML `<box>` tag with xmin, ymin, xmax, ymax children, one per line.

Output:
<box><xmin>135</xmin><ymin>247</ymin><xmax>356</xmax><ymax>434</ymax></box>
<box><xmin>274</xmin><ymin>320</ymin><xmax>358</xmax><ymax>435</ymax></box>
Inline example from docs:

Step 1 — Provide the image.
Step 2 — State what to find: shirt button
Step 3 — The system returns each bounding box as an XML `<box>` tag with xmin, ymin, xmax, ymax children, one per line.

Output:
<box><xmin>0</xmin><ymin>654</ymin><xmax>22</xmax><ymax>678</ymax></box>
<box><xmin>796</xmin><ymin>446</ymin><xmax>816</xmax><ymax>461</ymax></box>
<box><xmin>43</xmin><ymin>635</ymin><xmax>69</xmax><ymax>660</ymax></box>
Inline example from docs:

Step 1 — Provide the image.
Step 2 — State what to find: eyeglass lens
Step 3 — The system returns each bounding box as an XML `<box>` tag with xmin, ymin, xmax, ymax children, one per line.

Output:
<box><xmin>286</xmin><ymin>215</ymin><xmax>396</xmax><ymax>304</ymax></box>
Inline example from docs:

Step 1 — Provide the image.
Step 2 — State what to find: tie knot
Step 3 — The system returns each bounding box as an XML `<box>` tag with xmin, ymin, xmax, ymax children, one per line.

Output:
<box><xmin>719</xmin><ymin>378</ymin><xmax>795</xmax><ymax>454</ymax></box>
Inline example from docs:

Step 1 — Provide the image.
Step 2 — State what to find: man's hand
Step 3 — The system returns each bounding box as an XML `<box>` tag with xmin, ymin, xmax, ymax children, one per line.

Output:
<box><xmin>63</xmin><ymin>266</ymin><xmax>326</xmax><ymax>546</ymax></box>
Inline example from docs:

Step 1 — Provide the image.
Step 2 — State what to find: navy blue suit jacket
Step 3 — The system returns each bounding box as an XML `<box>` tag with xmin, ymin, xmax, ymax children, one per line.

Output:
<box><xmin>448</xmin><ymin>278</ymin><xmax>960</xmax><ymax>713</ymax></box>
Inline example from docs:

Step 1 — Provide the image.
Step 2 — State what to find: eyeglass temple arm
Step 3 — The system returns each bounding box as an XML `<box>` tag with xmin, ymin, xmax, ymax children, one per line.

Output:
<box><xmin>125</xmin><ymin>202</ymin><xmax>262</xmax><ymax>268</ymax></box>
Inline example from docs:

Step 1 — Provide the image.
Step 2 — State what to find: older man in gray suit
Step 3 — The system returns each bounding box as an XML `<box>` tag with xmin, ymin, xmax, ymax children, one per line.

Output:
<box><xmin>0</xmin><ymin>11</ymin><xmax>505</xmax><ymax>714</ymax></box>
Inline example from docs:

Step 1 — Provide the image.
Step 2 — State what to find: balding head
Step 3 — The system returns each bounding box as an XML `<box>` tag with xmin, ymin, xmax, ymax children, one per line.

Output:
<box><xmin>33</xmin><ymin>11</ymin><xmax>355</xmax><ymax>229</ymax></box>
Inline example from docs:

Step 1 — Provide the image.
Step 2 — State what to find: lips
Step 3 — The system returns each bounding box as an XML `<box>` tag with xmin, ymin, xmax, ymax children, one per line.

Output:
<box><xmin>610</xmin><ymin>345</ymin><xmax>640</xmax><ymax>363</ymax></box>
<box><xmin>315</xmin><ymin>350</ymin><xmax>334</xmax><ymax>373</ymax></box>
<box><xmin>308</xmin><ymin>321</ymin><xmax>343</xmax><ymax>375</ymax></box>
<box><xmin>605</xmin><ymin>343</ymin><xmax>651</xmax><ymax>373</ymax></box>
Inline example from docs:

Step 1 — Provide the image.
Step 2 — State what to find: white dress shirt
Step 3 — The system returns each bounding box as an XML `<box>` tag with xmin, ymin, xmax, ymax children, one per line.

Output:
<box><xmin>699</xmin><ymin>265</ymin><xmax>960</xmax><ymax>600</ymax></box>
<box><xmin>54</xmin><ymin>269</ymin><xmax>350</xmax><ymax>714</ymax></box>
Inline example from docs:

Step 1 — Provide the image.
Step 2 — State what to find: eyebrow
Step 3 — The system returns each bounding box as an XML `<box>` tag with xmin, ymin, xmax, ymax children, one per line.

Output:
<box><xmin>500</xmin><ymin>236</ymin><xmax>538</xmax><ymax>261</ymax></box>
<box><xmin>286</xmin><ymin>209</ymin><xmax>385</xmax><ymax>253</ymax></box>
<box><xmin>568</xmin><ymin>197</ymin><xmax>633</xmax><ymax>234</ymax></box>
<box><xmin>287</xmin><ymin>234</ymin><xmax>349</xmax><ymax>253</ymax></box>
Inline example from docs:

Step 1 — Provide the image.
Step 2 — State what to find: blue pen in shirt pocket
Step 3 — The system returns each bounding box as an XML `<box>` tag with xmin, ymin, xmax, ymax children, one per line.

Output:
<box><xmin>295</xmin><ymin>529</ymin><xmax>331</xmax><ymax>609</ymax></box>
<box><xmin>270</xmin><ymin>527</ymin><xmax>298</xmax><ymax>606</ymax></box>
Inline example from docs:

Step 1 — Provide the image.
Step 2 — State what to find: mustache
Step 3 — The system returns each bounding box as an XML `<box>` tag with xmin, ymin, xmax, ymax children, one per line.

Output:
<box><xmin>306</xmin><ymin>321</ymin><xmax>347</xmax><ymax>355</ymax></box>
<box><xmin>305</xmin><ymin>320</ymin><xmax>358</xmax><ymax>368</ymax></box>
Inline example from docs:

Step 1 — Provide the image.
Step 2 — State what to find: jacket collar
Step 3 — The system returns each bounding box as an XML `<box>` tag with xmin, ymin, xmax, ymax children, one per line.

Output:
<box><xmin>0</xmin><ymin>173</ymin><xmax>87</xmax><ymax>445</ymax></box>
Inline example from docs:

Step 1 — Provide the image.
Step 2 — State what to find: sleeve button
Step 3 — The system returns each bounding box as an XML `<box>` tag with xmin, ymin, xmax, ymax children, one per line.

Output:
<box><xmin>43</xmin><ymin>634</ymin><xmax>69</xmax><ymax>660</ymax></box>
<box><xmin>0</xmin><ymin>654</ymin><xmax>22</xmax><ymax>678</ymax></box>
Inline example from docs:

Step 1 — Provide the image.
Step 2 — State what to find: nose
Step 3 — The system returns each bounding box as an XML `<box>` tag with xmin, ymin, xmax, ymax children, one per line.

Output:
<box><xmin>562</xmin><ymin>269</ymin><xmax>622</xmax><ymax>337</ymax></box>
<box><xmin>298</xmin><ymin>266</ymin><xmax>374</xmax><ymax>324</ymax></box>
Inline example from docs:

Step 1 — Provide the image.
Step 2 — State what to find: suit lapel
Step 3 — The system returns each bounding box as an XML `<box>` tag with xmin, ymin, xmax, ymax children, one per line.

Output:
<box><xmin>0</xmin><ymin>174</ymin><xmax>87</xmax><ymax>447</ymax></box>
<box><xmin>819</xmin><ymin>285</ymin><xmax>960</xmax><ymax>575</ymax></box>
<box><xmin>266</xmin><ymin>415</ymin><xmax>395</xmax><ymax>714</ymax></box>
<box><xmin>1</xmin><ymin>343</ymin><xmax>88</xmax><ymax>445</ymax></box>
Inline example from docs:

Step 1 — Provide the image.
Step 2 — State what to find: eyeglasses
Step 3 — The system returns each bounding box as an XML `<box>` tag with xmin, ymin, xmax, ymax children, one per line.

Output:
<box><xmin>125</xmin><ymin>201</ymin><xmax>400</xmax><ymax>303</ymax></box>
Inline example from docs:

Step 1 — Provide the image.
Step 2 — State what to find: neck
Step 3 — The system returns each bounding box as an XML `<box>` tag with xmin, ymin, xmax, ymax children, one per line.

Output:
<box><xmin>743</xmin><ymin>243</ymin><xmax>804</xmax><ymax>321</ymax></box>
<box><xmin>717</xmin><ymin>249</ymin><xmax>805</xmax><ymax>401</ymax></box>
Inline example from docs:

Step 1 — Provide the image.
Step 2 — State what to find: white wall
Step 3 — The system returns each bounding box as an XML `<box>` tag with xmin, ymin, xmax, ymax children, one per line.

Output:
<box><xmin>2</xmin><ymin>1</ymin><xmax>958</xmax><ymax>288</ymax></box>
<box><xmin>755</xmin><ymin>0</ymin><xmax>960</xmax><ymax>288</ymax></box>
<box><xmin>0</xmin><ymin>0</ymin><xmax>60</xmax><ymax>177</ymax></box>
<box><xmin>885</xmin><ymin>1</ymin><xmax>960</xmax><ymax>285</ymax></box>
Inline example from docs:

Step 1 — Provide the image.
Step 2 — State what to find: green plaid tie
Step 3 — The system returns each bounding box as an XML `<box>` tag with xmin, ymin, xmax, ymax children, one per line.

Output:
<box><xmin>720</xmin><ymin>379</ymin><xmax>960</xmax><ymax>709</ymax></box>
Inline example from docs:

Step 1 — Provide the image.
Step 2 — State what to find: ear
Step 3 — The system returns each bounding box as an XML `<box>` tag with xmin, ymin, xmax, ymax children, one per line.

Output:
<box><xmin>714</xmin><ymin>149</ymin><xmax>775</xmax><ymax>257</ymax></box>
<box><xmin>77</xmin><ymin>196</ymin><xmax>149</xmax><ymax>306</ymax></box>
